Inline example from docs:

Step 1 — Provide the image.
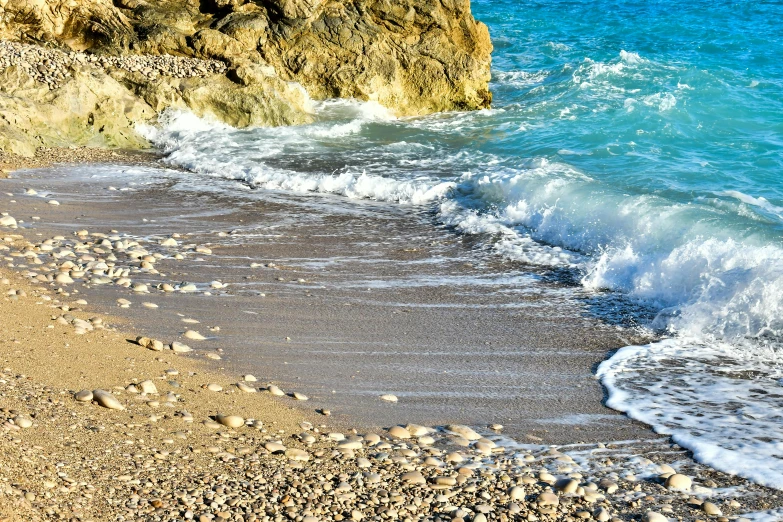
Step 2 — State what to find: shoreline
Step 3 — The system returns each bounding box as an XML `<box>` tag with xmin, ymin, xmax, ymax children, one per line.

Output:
<box><xmin>1</xmin><ymin>148</ymin><xmax>780</xmax><ymax>521</ymax></box>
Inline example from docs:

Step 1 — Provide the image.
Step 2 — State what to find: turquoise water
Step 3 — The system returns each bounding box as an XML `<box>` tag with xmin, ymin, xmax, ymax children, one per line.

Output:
<box><xmin>143</xmin><ymin>0</ymin><xmax>783</xmax><ymax>488</ymax></box>
<box><xmin>480</xmin><ymin>0</ymin><xmax>783</xmax><ymax>212</ymax></box>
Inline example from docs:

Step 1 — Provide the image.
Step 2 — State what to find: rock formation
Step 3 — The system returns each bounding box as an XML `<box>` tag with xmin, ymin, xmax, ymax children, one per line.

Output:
<box><xmin>0</xmin><ymin>0</ymin><xmax>492</xmax><ymax>155</ymax></box>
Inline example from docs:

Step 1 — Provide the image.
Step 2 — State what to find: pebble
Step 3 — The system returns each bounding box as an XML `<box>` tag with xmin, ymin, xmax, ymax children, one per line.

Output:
<box><xmin>508</xmin><ymin>486</ymin><xmax>525</xmax><ymax>500</ymax></box>
<box><xmin>285</xmin><ymin>448</ymin><xmax>310</xmax><ymax>461</ymax></box>
<box><xmin>267</xmin><ymin>384</ymin><xmax>285</xmax><ymax>396</ymax></box>
<box><xmin>243</xmin><ymin>374</ymin><xmax>257</xmax><ymax>382</ymax></box>
<box><xmin>184</xmin><ymin>330</ymin><xmax>206</xmax><ymax>340</ymax></box>
<box><xmin>664</xmin><ymin>473</ymin><xmax>692</xmax><ymax>490</ymax></box>
<box><xmin>388</xmin><ymin>426</ymin><xmax>411</xmax><ymax>439</ymax></box>
<box><xmin>235</xmin><ymin>382</ymin><xmax>256</xmax><ymax>393</ymax></box>
<box><xmin>556</xmin><ymin>478</ymin><xmax>579</xmax><ymax>494</ymax></box>
<box><xmin>379</xmin><ymin>394</ymin><xmax>398</xmax><ymax>402</ymax></box>
<box><xmin>265</xmin><ymin>442</ymin><xmax>286</xmax><ymax>453</ymax></box>
<box><xmin>702</xmin><ymin>502</ymin><xmax>722</xmax><ymax>516</ymax></box>
<box><xmin>292</xmin><ymin>392</ymin><xmax>308</xmax><ymax>401</ymax></box>
<box><xmin>14</xmin><ymin>416</ymin><xmax>32</xmax><ymax>428</ymax></box>
<box><xmin>92</xmin><ymin>389</ymin><xmax>125</xmax><ymax>410</ymax></box>
<box><xmin>643</xmin><ymin>512</ymin><xmax>668</xmax><ymax>522</ymax></box>
<box><xmin>74</xmin><ymin>389</ymin><xmax>93</xmax><ymax>402</ymax></box>
<box><xmin>537</xmin><ymin>492</ymin><xmax>559</xmax><ymax>506</ymax></box>
<box><xmin>171</xmin><ymin>342</ymin><xmax>193</xmax><ymax>353</ymax></box>
<box><xmin>445</xmin><ymin>424</ymin><xmax>482</xmax><ymax>441</ymax></box>
<box><xmin>136</xmin><ymin>336</ymin><xmax>164</xmax><ymax>351</ymax></box>
<box><xmin>206</xmin><ymin>383</ymin><xmax>223</xmax><ymax>392</ymax></box>
<box><xmin>401</xmin><ymin>471</ymin><xmax>426</xmax><ymax>484</ymax></box>
<box><xmin>215</xmin><ymin>414</ymin><xmax>244</xmax><ymax>428</ymax></box>
<box><xmin>138</xmin><ymin>380</ymin><xmax>158</xmax><ymax>394</ymax></box>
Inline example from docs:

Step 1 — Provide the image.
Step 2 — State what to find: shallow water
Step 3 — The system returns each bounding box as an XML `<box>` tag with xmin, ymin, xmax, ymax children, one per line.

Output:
<box><xmin>5</xmin><ymin>164</ymin><xmax>656</xmax><ymax>445</ymax></box>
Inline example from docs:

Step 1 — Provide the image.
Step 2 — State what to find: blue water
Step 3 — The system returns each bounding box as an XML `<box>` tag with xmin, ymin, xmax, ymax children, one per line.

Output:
<box><xmin>480</xmin><ymin>0</ymin><xmax>783</xmax><ymax>208</ymax></box>
<box><xmin>142</xmin><ymin>0</ymin><xmax>783</xmax><ymax>488</ymax></box>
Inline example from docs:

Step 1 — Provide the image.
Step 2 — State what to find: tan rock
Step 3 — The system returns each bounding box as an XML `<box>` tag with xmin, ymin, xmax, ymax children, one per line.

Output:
<box><xmin>0</xmin><ymin>66</ymin><xmax>152</xmax><ymax>157</ymax></box>
<box><xmin>387</xmin><ymin>426</ymin><xmax>411</xmax><ymax>439</ymax></box>
<box><xmin>215</xmin><ymin>414</ymin><xmax>244</xmax><ymax>428</ymax></box>
<box><xmin>285</xmin><ymin>448</ymin><xmax>310</xmax><ymax>461</ymax></box>
<box><xmin>536</xmin><ymin>492</ymin><xmax>559</xmax><ymax>506</ymax></box>
<box><xmin>445</xmin><ymin>424</ymin><xmax>481</xmax><ymax>440</ymax></box>
<box><xmin>92</xmin><ymin>389</ymin><xmax>125</xmax><ymax>410</ymax></box>
<box><xmin>401</xmin><ymin>471</ymin><xmax>426</xmax><ymax>484</ymax></box>
<box><xmin>664</xmin><ymin>473</ymin><xmax>692</xmax><ymax>490</ymax></box>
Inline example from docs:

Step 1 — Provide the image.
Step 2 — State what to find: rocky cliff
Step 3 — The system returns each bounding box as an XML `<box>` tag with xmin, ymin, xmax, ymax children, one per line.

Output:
<box><xmin>0</xmin><ymin>0</ymin><xmax>492</xmax><ymax>156</ymax></box>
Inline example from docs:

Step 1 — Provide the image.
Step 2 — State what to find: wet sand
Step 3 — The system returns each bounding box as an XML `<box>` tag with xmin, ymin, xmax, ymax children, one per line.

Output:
<box><xmin>1</xmin><ymin>161</ymin><xmax>656</xmax><ymax>445</ymax></box>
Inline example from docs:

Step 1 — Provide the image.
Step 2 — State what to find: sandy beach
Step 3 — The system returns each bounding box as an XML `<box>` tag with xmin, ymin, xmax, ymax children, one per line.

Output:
<box><xmin>1</xmin><ymin>150</ymin><xmax>781</xmax><ymax>522</ymax></box>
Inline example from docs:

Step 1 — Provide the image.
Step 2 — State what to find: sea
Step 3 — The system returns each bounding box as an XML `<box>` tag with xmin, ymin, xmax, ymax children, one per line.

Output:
<box><xmin>51</xmin><ymin>0</ymin><xmax>783</xmax><ymax>489</ymax></box>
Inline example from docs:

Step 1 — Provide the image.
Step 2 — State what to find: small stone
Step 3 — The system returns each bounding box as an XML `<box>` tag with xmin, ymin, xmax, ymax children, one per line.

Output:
<box><xmin>0</xmin><ymin>215</ymin><xmax>17</xmax><ymax>227</ymax></box>
<box><xmin>136</xmin><ymin>337</ymin><xmax>164</xmax><ymax>351</ymax></box>
<box><xmin>508</xmin><ymin>486</ymin><xmax>525</xmax><ymax>500</ymax></box>
<box><xmin>14</xmin><ymin>416</ymin><xmax>32</xmax><ymax>428</ymax></box>
<box><xmin>138</xmin><ymin>380</ymin><xmax>158</xmax><ymax>394</ymax></box>
<box><xmin>267</xmin><ymin>384</ymin><xmax>285</xmax><ymax>396</ymax></box>
<box><xmin>338</xmin><ymin>440</ymin><xmax>363</xmax><ymax>450</ymax></box>
<box><xmin>215</xmin><ymin>414</ymin><xmax>244</xmax><ymax>428</ymax></box>
<box><xmin>206</xmin><ymin>383</ymin><xmax>223</xmax><ymax>392</ymax></box>
<box><xmin>265</xmin><ymin>442</ymin><xmax>286</xmax><ymax>453</ymax></box>
<box><xmin>401</xmin><ymin>471</ymin><xmax>426</xmax><ymax>484</ymax></box>
<box><xmin>184</xmin><ymin>330</ymin><xmax>206</xmax><ymax>340</ymax></box>
<box><xmin>643</xmin><ymin>512</ymin><xmax>668</xmax><ymax>522</ymax></box>
<box><xmin>388</xmin><ymin>426</ymin><xmax>411</xmax><ymax>439</ymax></box>
<box><xmin>55</xmin><ymin>273</ymin><xmax>74</xmax><ymax>284</ymax></box>
<box><xmin>555</xmin><ymin>478</ymin><xmax>579</xmax><ymax>494</ymax></box>
<box><xmin>285</xmin><ymin>448</ymin><xmax>310</xmax><ymax>461</ymax></box>
<box><xmin>74</xmin><ymin>390</ymin><xmax>93</xmax><ymax>402</ymax></box>
<box><xmin>598</xmin><ymin>478</ymin><xmax>618</xmax><ymax>494</ymax></box>
<box><xmin>702</xmin><ymin>502</ymin><xmax>722</xmax><ymax>516</ymax></box>
<box><xmin>379</xmin><ymin>394</ymin><xmax>398</xmax><ymax>402</ymax></box>
<box><xmin>664</xmin><ymin>473</ymin><xmax>692</xmax><ymax>490</ymax></box>
<box><xmin>594</xmin><ymin>507</ymin><xmax>610</xmax><ymax>522</ymax></box>
<box><xmin>92</xmin><ymin>389</ymin><xmax>124</xmax><ymax>410</ymax></box>
<box><xmin>536</xmin><ymin>492</ymin><xmax>558</xmax><ymax>506</ymax></box>
<box><xmin>236</xmin><ymin>382</ymin><xmax>256</xmax><ymax>393</ymax></box>
<box><xmin>292</xmin><ymin>392</ymin><xmax>308</xmax><ymax>401</ymax></box>
<box><xmin>243</xmin><ymin>374</ymin><xmax>257</xmax><ymax>382</ymax></box>
<box><xmin>171</xmin><ymin>341</ymin><xmax>192</xmax><ymax>353</ymax></box>
<box><xmin>445</xmin><ymin>424</ymin><xmax>482</xmax><ymax>440</ymax></box>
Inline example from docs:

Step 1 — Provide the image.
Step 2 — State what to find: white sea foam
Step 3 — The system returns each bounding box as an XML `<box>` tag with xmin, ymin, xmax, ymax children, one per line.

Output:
<box><xmin>598</xmin><ymin>337</ymin><xmax>783</xmax><ymax>489</ymax></box>
<box><xmin>722</xmin><ymin>190</ymin><xmax>783</xmax><ymax>221</ymax></box>
<box><xmin>493</xmin><ymin>70</ymin><xmax>550</xmax><ymax>88</ymax></box>
<box><xmin>140</xmin><ymin>107</ymin><xmax>451</xmax><ymax>205</ymax></box>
